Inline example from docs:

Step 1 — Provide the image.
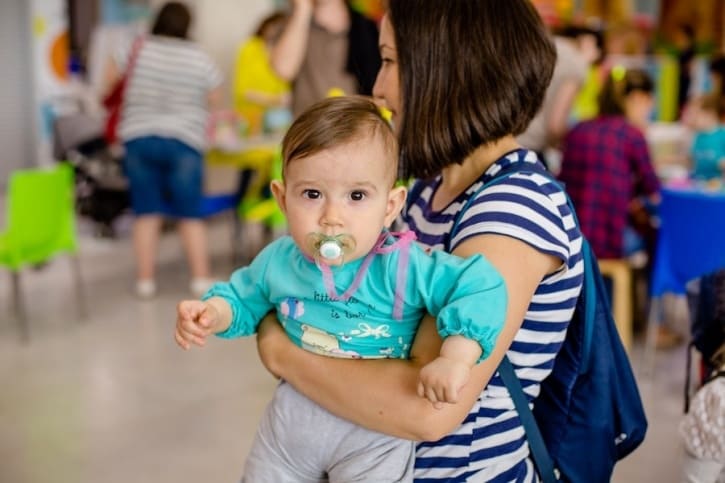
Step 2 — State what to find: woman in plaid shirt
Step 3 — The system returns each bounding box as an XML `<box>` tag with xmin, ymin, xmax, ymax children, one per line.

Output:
<box><xmin>559</xmin><ymin>68</ymin><xmax>661</xmax><ymax>260</ymax></box>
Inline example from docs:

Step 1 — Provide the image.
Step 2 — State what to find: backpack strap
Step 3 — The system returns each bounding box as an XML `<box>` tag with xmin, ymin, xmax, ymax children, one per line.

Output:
<box><xmin>448</xmin><ymin>160</ymin><xmax>591</xmax><ymax>482</ymax></box>
<box><xmin>406</xmin><ymin>179</ymin><xmax>426</xmax><ymax>211</ymax></box>
<box><xmin>450</xmin><ymin>163</ymin><xmax>596</xmax><ymax>371</ymax></box>
<box><xmin>499</xmin><ymin>356</ymin><xmax>559</xmax><ymax>483</ymax></box>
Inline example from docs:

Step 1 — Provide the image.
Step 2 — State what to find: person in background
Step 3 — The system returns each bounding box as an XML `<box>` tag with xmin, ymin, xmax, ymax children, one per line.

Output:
<box><xmin>559</xmin><ymin>68</ymin><xmax>682</xmax><ymax>348</ymax></box>
<box><xmin>517</xmin><ymin>25</ymin><xmax>604</xmax><ymax>171</ymax></box>
<box><xmin>175</xmin><ymin>96</ymin><xmax>508</xmax><ymax>481</ymax></box>
<box><xmin>559</xmin><ymin>67</ymin><xmax>660</xmax><ymax>261</ymax></box>
<box><xmin>104</xmin><ymin>2</ymin><xmax>223</xmax><ymax>298</ymax></box>
<box><xmin>254</xmin><ymin>2</ymin><xmax>586</xmax><ymax>480</ymax></box>
<box><xmin>707</xmin><ymin>54</ymin><xmax>725</xmax><ymax>97</ymax></box>
<box><xmin>680</xmin><ymin>343</ymin><xmax>725</xmax><ymax>483</ymax></box>
<box><xmin>270</xmin><ymin>0</ymin><xmax>380</xmax><ymax>117</ymax></box>
<box><xmin>233</xmin><ymin>11</ymin><xmax>291</xmax><ymax>135</ymax></box>
<box><xmin>680</xmin><ymin>53</ymin><xmax>725</xmax><ymax>129</ymax></box>
<box><xmin>689</xmin><ymin>94</ymin><xmax>725</xmax><ymax>182</ymax></box>
<box><xmin>674</xmin><ymin>24</ymin><xmax>697</xmax><ymax>118</ymax></box>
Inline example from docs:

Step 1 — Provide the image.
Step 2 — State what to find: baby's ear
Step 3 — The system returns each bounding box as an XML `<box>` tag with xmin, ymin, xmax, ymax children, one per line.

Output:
<box><xmin>270</xmin><ymin>180</ymin><xmax>287</xmax><ymax>214</ymax></box>
<box><xmin>384</xmin><ymin>185</ymin><xmax>407</xmax><ymax>227</ymax></box>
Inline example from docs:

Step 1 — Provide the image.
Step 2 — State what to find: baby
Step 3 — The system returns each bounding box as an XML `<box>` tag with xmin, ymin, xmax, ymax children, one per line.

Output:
<box><xmin>689</xmin><ymin>94</ymin><xmax>725</xmax><ymax>181</ymax></box>
<box><xmin>175</xmin><ymin>96</ymin><xmax>507</xmax><ymax>482</ymax></box>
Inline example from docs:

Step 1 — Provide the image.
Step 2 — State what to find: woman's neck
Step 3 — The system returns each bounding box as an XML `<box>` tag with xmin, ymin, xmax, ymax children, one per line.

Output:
<box><xmin>432</xmin><ymin>135</ymin><xmax>519</xmax><ymax>211</ymax></box>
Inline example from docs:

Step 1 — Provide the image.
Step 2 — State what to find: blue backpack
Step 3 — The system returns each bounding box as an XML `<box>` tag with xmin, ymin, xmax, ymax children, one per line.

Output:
<box><xmin>441</xmin><ymin>162</ymin><xmax>648</xmax><ymax>482</ymax></box>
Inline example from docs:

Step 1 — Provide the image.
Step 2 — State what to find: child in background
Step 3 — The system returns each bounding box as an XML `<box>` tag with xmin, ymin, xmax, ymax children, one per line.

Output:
<box><xmin>174</xmin><ymin>96</ymin><xmax>507</xmax><ymax>481</ymax></box>
<box><xmin>689</xmin><ymin>94</ymin><xmax>725</xmax><ymax>181</ymax></box>
<box><xmin>233</xmin><ymin>11</ymin><xmax>291</xmax><ymax>135</ymax></box>
<box><xmin>559</xmin><ymin>67</ymin><xmax>661</xmax><ymax>261</ymax></box>
<box><xmin>680</xmin><ymin>344</ymin><xmax>725</xmax><ymax>483</ymax></box>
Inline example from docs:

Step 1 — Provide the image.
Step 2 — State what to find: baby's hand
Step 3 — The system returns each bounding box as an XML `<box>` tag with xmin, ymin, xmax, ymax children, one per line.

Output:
<box><xmin>417</xmin><ymin>357</ymin><xmax>472</xmax><ymax>409</ymax></box>
<box><xmin>174</xmin><ymin>300</ymin><xmax>219</xmax><ymax>350</ymax></box>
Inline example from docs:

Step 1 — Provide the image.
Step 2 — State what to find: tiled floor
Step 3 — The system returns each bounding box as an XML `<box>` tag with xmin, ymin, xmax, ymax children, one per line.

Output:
<box><xmin>0</xmin><ymin>216</ymin><xmax>692</xmax><ymax>483</ymax></box>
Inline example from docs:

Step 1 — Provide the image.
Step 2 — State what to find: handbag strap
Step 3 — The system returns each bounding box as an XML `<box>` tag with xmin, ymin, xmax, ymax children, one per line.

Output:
<box><xmin>125</xmin><ymin>36</ymin><xmax>144</xmax><ymax>78</ymax></box>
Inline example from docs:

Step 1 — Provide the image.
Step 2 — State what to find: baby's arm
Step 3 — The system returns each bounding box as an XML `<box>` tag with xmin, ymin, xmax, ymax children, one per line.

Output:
<box><xmin>408</xmin><ymin>247</ymin><xmax>507</xmax><ymax>407</ymax></box>
<box><xmin>418</xmin><ymin>335</ymin><xmax>482</xmax><ymax>408</ymax></box>
<box><xmin>175</xmin><ymin>297</ymin><xmax>233</xmax><ymax>350</ymax></box>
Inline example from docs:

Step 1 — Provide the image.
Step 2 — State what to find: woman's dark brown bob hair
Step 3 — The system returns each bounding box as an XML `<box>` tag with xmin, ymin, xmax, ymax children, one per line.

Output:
<box><xmin>281</xmin><ymin>96</ymin><xmax>398</xmax><ymax>178</ymax></box>
<box><xmin>387</xmin><ymin>0</ymin><xmax>556</xmax><ymax>179</ymax></box>
<box><xmin>151</xmin><ymin>2</ymin><xmax>192</xmax><ymax>39</ymax></box>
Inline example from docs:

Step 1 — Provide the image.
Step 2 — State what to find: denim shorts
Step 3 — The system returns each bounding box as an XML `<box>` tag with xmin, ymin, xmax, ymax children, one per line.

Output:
<box><xmin>123</xmin><ymin>136</ymin><xmax>203</xmax><ymax>218</ymax></box>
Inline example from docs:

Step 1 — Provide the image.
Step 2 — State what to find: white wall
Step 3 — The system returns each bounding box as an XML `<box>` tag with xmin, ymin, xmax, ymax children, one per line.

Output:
<box><xmin>0</xmin><ymin>0</ymin><xmax>33</xmax><ymax>184</ymax></box>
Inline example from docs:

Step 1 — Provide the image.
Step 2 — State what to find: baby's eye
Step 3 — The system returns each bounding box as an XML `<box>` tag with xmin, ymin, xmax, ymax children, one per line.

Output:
<box><xmin>350</xmin><ymin>191</ymin><xmax>366</xmax><ymax>201</ymax></box>
<box><xmin>303</xmin><ymin>189</ymin><xmax>321</xmax><ymax>200</ymax></box>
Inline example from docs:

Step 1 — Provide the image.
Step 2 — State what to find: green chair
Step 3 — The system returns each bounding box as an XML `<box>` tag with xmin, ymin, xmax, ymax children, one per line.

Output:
<box><xmin>0</xmin><ymin>163</ymin><xmax>86</xmax><ymax>342</ymax></box>
<box><xmin>238</xmin><ymin>147</ymin><xmax>286</xmax><ymax>231</ymax></box>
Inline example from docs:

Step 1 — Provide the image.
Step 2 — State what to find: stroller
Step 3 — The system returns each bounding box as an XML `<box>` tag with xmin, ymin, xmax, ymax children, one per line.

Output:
<box><xmin>52</xmin><ymin>112</ymin><xmax>130</xmax><ymax>237</ymax></box>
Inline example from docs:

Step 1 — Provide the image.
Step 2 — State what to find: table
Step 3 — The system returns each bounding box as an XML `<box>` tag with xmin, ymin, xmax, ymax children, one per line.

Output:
<box><xmin>205</xmin><ymin>134</ymin><xmax>282</xmax><ymax>202</ymax></box>
<box><xmin>650</xmin><ymin>187</ymin><xmax>725</xmax><ymax>297</ymax></box>
<box><xmin>204</xmin><ymin>135</ymin><xmax>285</xmax><ymax>263</ymax></box>
<box><xmin>644</xmin><ymin>186</ymin><xmax>725</xmax><ymax>373</ymax></box>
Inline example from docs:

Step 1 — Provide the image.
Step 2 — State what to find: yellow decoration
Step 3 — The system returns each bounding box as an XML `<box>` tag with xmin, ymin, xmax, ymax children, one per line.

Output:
<box><xmin>326</xmin><ymin>87</ymin><xmax>345</xmax><ymax>98</ymax></box>
<box><xmin>611</xmin><ymin>65</ymin><xmax>627</xmax><ymax>82</ymax></box>
<box><xmin>33</xmin><ymin>16</ymin><xmax>46</xmax><ymax>37</ymax></box>
<box><xmin>379</xmin><ymin>106</ymin><xmax>393</xmax><ymax>122</ymax></box>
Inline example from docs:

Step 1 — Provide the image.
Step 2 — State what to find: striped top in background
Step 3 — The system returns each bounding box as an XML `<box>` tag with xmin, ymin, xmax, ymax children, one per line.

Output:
<box><xmin>402</xmin><ymin>149</ymin><xmax>584</xmax><ymax>482</ymax></box>
<box><xmin>116</xmin><ymin>36</ymin><xmax>223</xmax><ymax>152</ymax></box>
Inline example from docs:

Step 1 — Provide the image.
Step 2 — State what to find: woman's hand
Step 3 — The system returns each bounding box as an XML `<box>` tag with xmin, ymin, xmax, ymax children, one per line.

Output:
<box><xmin>256</xmin><ymin>313</ymin><xmax>290</xmax><ymax>379</ymax></box>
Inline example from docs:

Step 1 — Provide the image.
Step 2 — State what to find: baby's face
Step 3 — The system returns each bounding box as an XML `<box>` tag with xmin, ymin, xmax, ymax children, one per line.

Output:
<box><xmin>273</xmin><ymin>136</ymin><xmax>404</xmax><ymax>265</ymax></box>
<box><xmin>694</xmin><ymin>109</ymin><xmax>719</xmax><ymax>131</ymax></box>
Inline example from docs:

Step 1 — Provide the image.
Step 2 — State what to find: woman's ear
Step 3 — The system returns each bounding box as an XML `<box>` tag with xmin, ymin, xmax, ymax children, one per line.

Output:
<box><xmin>270</xmin><ymin>180</ymin><xmax>287</xmax><ymax>214</ymax></box>
<box><xmin>384</xmin><ymin>185</ymin><xmax>407</xmax><ymax>227</ymax></box>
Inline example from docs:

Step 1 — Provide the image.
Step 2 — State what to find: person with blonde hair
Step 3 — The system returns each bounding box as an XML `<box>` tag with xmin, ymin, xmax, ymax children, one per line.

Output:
<box><xmin>233</xmin><ymin>11</ymin><xmax>291</xmax><ymax>135</ymax></box>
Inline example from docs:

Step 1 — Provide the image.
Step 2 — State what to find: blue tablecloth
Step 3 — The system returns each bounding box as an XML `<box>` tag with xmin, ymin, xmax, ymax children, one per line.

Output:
<box><xmin>650</xmin><ymin>187</ymin><xmax>725</xmax><ymax>296</ymax></box>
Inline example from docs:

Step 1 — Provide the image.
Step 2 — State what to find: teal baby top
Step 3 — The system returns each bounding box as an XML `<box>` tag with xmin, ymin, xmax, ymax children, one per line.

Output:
<box><xmin>203</xmin><ymin>232</ymin><xmax>507</xmax><ymax>360</ymax></box>
<box><xmin>691</xmin><ymin>127</ymin><xmax>725</xmax><ymax>180</ymax></box>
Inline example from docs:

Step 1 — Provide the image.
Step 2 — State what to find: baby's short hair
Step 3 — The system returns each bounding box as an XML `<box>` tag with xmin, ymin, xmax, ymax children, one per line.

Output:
<box><xmin>281</xmin><ymin>96</ymin><xmax>399</xmax><ymax>181</ymax></box>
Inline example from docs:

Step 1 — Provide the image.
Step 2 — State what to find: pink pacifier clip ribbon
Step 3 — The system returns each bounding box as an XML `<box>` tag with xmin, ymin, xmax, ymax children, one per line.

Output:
<box><xmin>317</xmin><ymin>231</ymin><xmax>416</xmax><ymax>320</ymax></box>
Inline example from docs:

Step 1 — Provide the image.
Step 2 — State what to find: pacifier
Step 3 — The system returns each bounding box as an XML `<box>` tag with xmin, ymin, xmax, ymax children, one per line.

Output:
<box><xmin>306</xmin><ymin>233</ymin><xmax>356</xmax><ymax>264</ymax></box>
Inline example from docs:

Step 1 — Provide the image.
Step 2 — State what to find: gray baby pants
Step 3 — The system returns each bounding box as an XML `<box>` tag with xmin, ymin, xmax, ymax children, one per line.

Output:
<box><xmin>242</xmin><ymin>381</ymin><xmax>415</xmax><ymax>482</ymax></box>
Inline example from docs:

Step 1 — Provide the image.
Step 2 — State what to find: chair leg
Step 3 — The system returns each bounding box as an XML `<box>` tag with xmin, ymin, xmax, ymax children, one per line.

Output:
<box><xmin>643</xmin><ymin>296</ymin><xmax>662</xmax><ymax>376</ymax></box>
<box><xmin>70</xmin><ymin>254</ymin><xmax>88</xmax><ymax>321</ymax></box>
<box><xmin>231</xmin><ymin>210</ymin><xmax>244</xmax><ymax>267</ymax></box>
<box><xmin>10</xmin><ymin>271</ymin><xmax>29</xmax><ymax>343</ymax></box>
<box><xmin>598</xmin><ymin>259</ymin><xmax>633</xmax><ymax>352</ymax></box>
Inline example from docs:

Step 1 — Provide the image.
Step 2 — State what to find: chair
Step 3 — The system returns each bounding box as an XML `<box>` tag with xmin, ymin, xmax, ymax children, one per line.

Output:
<box><xmin>205</xmin><ymin>138</ymin><xmax>287</xmax><ymax>263</ymax></box>
<box><xmin>598</xmin><ymin>258</ymin><xmax>633</xmax><ymax>352</ymax></box>
<box><xmin>200</xmin><ymin>189</ymin><xmax>247</xmax><ymax>264</ymax></box>
<box><xmin>0</xmin><ymin>163</ymin><xmax>86</xmax><ymax>342</ymax></box>
<box><xmin>238</xmin><ymin>147</ymin><xmax>285</xmax><ymax>230</ymax></box>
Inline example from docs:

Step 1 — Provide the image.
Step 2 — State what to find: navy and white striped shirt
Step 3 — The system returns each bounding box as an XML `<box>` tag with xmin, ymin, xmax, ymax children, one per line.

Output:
<box><xmin>403</xmin><ymin>149</ymin><xmax>584</xmax><ymax>482</ymax></box>
<box><xmin>116</xmin><ymin>36</ymin><xmax>223</xmax><ymax>152</ymax></box>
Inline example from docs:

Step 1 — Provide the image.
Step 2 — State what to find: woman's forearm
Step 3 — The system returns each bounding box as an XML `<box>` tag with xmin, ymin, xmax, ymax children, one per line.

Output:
<box><xmin>258</xmin><ymin>234</ymin><xmax>553</xmax><ymax>442</ymax></box>
<box><xmin>259</xmin><ymin>315</ymin><xmax>489</xmax><ymax>441</ymax></box>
